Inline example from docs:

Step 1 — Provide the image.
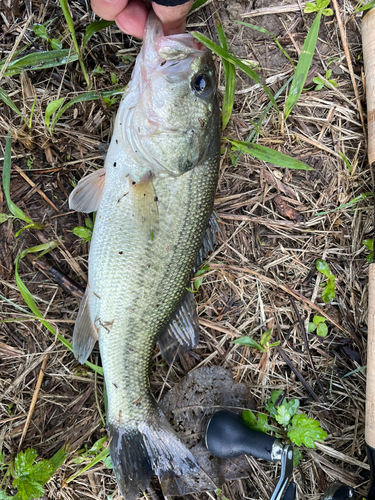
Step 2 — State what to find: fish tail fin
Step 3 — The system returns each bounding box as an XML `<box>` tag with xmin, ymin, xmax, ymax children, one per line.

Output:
<box><xmin>108</xmin><ymin>408</ymin><xmax>199</xmax><ymax>499</ymax></box>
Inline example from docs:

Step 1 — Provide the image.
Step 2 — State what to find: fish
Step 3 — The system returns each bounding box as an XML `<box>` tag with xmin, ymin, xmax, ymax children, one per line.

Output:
<box><xmin>69</xmin><ymin>13</ymin><xmax>220</xmax><ymax>499</ymax></box>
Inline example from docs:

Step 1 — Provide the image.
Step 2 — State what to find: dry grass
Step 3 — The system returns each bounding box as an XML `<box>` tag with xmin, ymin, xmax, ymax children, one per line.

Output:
<box><xmin>0</xmin><ymin>0</ymin><xmax>372</xmax><ymax>499</ymax></box>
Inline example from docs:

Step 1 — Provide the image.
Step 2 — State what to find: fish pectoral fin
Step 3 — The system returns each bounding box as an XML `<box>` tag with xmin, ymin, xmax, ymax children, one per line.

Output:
<box><xmin>72</xmin><ymin>286</ymin><xmax>99</xmax><ymax>363</ymax></box>
<box><xmin>69</xmin><ymin>167</ymin><xmax>106</xmax><ymax>213</ymax></box>
<box><xmin>157</xmin><ymin>291</ymin><xmax>199</xmax><ymax>365</ymax></box>
<box><xmin>195</xmin><ymin>211</ymin><xmax>221</xmax><ymax>269</ymax></box>
<box><xmin>130</xmin><ymin>172</ymin><xmax>158</xmax><ymax>240</ymax></box>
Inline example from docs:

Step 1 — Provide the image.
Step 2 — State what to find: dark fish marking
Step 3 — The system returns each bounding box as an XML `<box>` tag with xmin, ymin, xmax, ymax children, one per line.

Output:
<box><xmin>95</xmin><ymin>318</ymin><xmax>114</xmax><ymax>334</ymax></box>
<box><xmin>119</xmin><ymin>409</ymin><xmax>122</xmax><ymax>425</ymax></box>
<box><xmin>93</xmin><ymin>292</ymin><xmax>101</xmax><ymax>299</ymax></box>
<box><xmin>113</xmin><ymin>162</ymin><xmax>117</xmax><ymax>167</ymax></box>
<box><xmin>160</xmin><ymin>60</ymin><xmax>166</xmax><ymax>66</ymax></box>
<box><xmin>117</xmin><ymin>192</ymin><xmax>129</xmax><ymax>203</ymax></box>
<box><xmin>113</xmin><ymin>383</ymin><xmax>118</xmax><ymax>388</ymax></box>
<box><xmin>119</xmin><ymin>251</ymin><xmax>123</xmax><ymax>255</ymax></box>
<box><xmin>116</xmin><ymin>139</ymin><xmax>118</xmax><ymax>144</ymax></box>
<box><xmin>154</xmin><ymin>196</ymin><xmax>158</xmax><ymax>202</ymax></box>
<box><xmin>132</xmin><ymin>181</ymin><xmax>136</xmax><ymax>185</ymax></box>
<box><xmin>132</xmin><ymin>396</ymin><xmax>142</xmax><ymax>406</ymax></box>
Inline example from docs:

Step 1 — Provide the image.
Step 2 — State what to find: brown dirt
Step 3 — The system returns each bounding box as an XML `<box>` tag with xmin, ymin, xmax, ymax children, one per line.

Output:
<box><xmin>0</xmin><ymin>0</ymin><xmax>372</xmax><ymax>499</ymax></box>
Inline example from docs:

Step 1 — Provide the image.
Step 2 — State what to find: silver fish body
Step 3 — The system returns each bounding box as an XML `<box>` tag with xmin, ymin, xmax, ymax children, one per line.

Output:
<box><xmin>69</xmin><ymin>14</ymin><xmax>220</xmax><ymax>499</ymax></box>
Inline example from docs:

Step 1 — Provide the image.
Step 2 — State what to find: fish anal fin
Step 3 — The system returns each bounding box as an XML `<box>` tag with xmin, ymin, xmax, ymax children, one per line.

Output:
<box><xmin>69</xmin><ymin>168</ymin><xmax>106</xmax><ymax>213</ymax></box>
<box><xmin>130</xmin><ymin>172</ymin><xmax>158</xmax><ymax>240</ymax></box>
<box><xmin>158</xmin><ymin>291</ymin><xmax>199</xmax><ymax>365</ymax></box>
<box><xmin>72</xmin><ymin>286</ymin><xmax>99</xmax><ymax>363</ymax></box>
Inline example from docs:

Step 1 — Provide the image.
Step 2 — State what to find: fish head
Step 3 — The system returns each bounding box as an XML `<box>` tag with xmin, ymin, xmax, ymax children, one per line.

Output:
<box><xmin>121</xmin><ymin>14</ymin><xmax>219</xmax><ymax>177</ymax></box>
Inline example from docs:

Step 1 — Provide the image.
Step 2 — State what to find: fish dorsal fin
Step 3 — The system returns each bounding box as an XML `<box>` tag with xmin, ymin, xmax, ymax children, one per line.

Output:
<box><xmin>157</xmin><ymin>291</ymin><xmax>199</xmax><ymax>365</ymax></box>
<box><xmin>69</xmin><ymin>168</ymin><xmax>106</xmax><ymax>213</ymax></box>
<box><xmin>130</xmin><ymin>172</ymin><xmax>158</xmax><ymax>240</ymax></box>
<box><xmin>195</xmin><ymin>211</ymin><xmax>221</xmax><ymax>268</ymax></box>
<box><xmin>72</xmin><ymin>286</ymin><xmax>99</xmax><ymax>363</ymax></box>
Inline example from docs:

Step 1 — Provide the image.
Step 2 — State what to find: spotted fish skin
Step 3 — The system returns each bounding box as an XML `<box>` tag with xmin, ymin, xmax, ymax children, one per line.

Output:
<box><xmin>69</xmin><ymin>13</ymin><xmax>220</xmax><ymax>499</ymax></box>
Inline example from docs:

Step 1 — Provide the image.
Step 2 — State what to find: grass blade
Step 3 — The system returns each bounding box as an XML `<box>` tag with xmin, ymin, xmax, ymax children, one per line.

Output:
<box><xmin>227</xmin><ymin>138</ymin><xmax>314</xmax><ymax>170</ymax></box>
<box><xmin>217</xmin><ymin>22</ymin><xmax>236</xmax><ymax>130</ymax></box>
<box><xmin>0</xmin><ymin>88</ymin><xmax>25</xmax><ymax>121</ymax></box>
<box><xmin>315</xmin><ymin>192</ymin><xmax>373</xmax><ymax>216</ymax></box>
<box><xmin>14</xmin><ymin>244</ymin><xmax>103</xmax><ymax>376</ymax></box>
<box><xmin>3</xmin><ymin>49</ymin><xmax>79</xmax><ymax>77</ymax></box>
<box><xmin>189</xmin><ymin>0</ymin><xmax>210</xmax><ymax>13</ymax></box>
<box><xmin>82</xmin><ymin>20</ymin><xmax>114</xmax><ymax>50</ymax></box>
<box><xmin>45</xmin><ymin>97</ymin><xmax>65</xmax><ymax>130</ymax></box>
<box><xmin>233</xmin><ymin>75</ymin><xmax>293</xmax><ymax>166</ymax></box>
<box><xmin>2</xmin><ymin>133</ymin><xmax>33</xmax><ymax>223</ymax></box>
<box><xmin>284</xmin><ymin>11</ymin><xmax>322</xmax><ymax>119</ymax></box>
<box><xmin>192</xmin><ymin>31</ymin><xmax>279</xmax><ymax>111</ymax></box>
<box><xmin>51</xmin><ymin>87</ymin><xmax>125</xmax><ymax>132</ymax></box>
<box><xmin>58</xmin><ymin>0</ymin><xmax>89</xmax><ymax>86</ymax></box>
<box><xmin>234</xmin><ymin>21</ymin><xmax>294</xmax><ymax>68</ymax></box>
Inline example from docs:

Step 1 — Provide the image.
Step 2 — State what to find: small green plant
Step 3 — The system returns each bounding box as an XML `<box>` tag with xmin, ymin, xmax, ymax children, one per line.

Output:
<box><xmin>33</xmin><ymin>23</ymin><xmax>62</xmax><ymax>50</ymax></box>
<box><xmin>363</xmin><ymin>239</ymin><xmax>373</xmax><ymax>263</ymax></box>
<box><xmin>233</xmin><ymin>328</ymin><xmax>280</xmax><ymax>352</ymax></box>
<box><xmin>242</xmin><ymin>390</ymin><xmax>328</xmax><ymax>466</ymax></box>
<box><xmin>110</xmin><ymin>72</ymin><xmax>119</xmax><ymax>85</ymax></box>
<box><xmin>308</xmin><ymin>315</ymin><xmax>328</xmax><ymax>337</ymax></box>
<box><xmin>66</xmin><ymin>437</ymin><xmax>112</xmax><ymax>484</ymax></box>
<box><xmin>194</xmin><ymin>264</ymin><xmax>210</xmax><ymax>291</ymax></box>
<box><xmin>313</xmin><ymin>69</ymin><xmax>338</xmax><ymax>90</ymax></box>
<box><xmin>284</xmin><ymin>0</ymin><xmax>333</xmax><ymax>119</ymax></box>
<box><xmin>215</xmin><ymin>488</ymin><xmax>230</xmax><ymax>500</ymax></box>
<box><xmin>354</xmin><ymin>0</ymin><xmax>375</xmax><ymax>13</ymax></box>
<box><xmin>72</xmin><ymin>217</ymin><xmax>94</xmax><ymax>242</ymax></box>
<box><xmin>0</xmin><ymin>446</ymin><xmax>68</xmax><ymax>499</ymax></box>
<box><xmin>316</xmin><ymin>259</ymin><xmax>336</xmax><ymax>303</ymax></box>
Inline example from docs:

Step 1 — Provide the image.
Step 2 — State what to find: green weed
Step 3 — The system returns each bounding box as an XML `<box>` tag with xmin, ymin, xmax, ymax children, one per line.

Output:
<box><xmin>33</xmin><ymin>23</ymin><xmax>62</xmax><ymax>50</ymax></box>
<box><xmin>73</xmin><ymin>217</ymin><xmax>94</xmax><ymax>242</ymax></box>
<box><xmin>308</xmin><ymin>315</ymin><xmax>328</xmax><ymax>337</ymax></box>
<box><xmin>66</xmin><ymin>437</ymin><xmax>111</xmax><ymax>484</ymax></box>
<box><xmin>0</xmin><ymin>446</ymin><xmax>68</xmax><ymax>500</ymax></box>
<box><xmin>284</xmin><ymin>0</ymin><xmax>333</xmax><ymax>119</ymax></box>
<box><xmin>226</xmin><ymin>139</ymin><xmax>313</xmax><ymax>170</ymax></box>
<box><xmin>217</xmin><ymin>22</ymin><xmax>236</xmax><ymax>130</ymax></box>
<box><xmin>315</xmin><ymin>192</ymin><xmax>373</xmax><ymax>216</ymax></box>
<box><xmin>232</xmin><ymin>327</ymin><xmax>280</xmax><ymax>353</ymax></box>
<box><xmin>0</xmin><ymin>89</ymin><xmax>25</xmax><ymax>122</ymax></box>
<box><xmin>242</xmin><ymin>390</ymin><xmax>328</xmax><ymax>466</ymax></box>
<box><xmin>354</xmin><ymin>0</ymin><xmax>375</xmax><ymax>12</ymax></box>
<box><xmin>363</xmin><ymin>239</ymin><xmax>373</xmax><ymax>263</ymax></box>
<box><xmin>313</xmin><ymin>69</ymin><xmax>338</xmax><ymax>90</ymax></box>
<box><xmin>315</xmin><ymin>259</ymin><xmax>336</xmax><ymax>303</ymax></box>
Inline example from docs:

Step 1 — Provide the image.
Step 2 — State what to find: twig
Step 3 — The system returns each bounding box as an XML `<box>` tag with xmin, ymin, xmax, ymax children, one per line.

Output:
<box><xmin>241</xmin><ymin>2</ymin><xmax>305</xmax><ymax>18</ymax></box>
<box><xmin>14</xmin><ymin>165</ymin><xmax>59</xmax><ymax>212</ymax></box>
<box><xmin>330</xmin><ymin>0</ymin><xmax>367</xmax><ymax>150</ymax></box>
<box><xmin>288</xmin><ymin>294</ymin><xmax>327</xmax><ymax>400</ymax></box>
<box><xmin>275</xmin><ymin>345</ymin><xmax>322</xmax><ymax>403</ymax></box>
<box><xmin>18</xmin><ymin>354</ymin><xmax>49</xmax><ymax>449</ymax></box>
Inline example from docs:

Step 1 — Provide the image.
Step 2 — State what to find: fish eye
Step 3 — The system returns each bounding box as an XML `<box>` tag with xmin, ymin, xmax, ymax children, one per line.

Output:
<box><xmin>191</xmin><ymin>72</ymin><xmax>213</xmax><ymax>96</ymax></box>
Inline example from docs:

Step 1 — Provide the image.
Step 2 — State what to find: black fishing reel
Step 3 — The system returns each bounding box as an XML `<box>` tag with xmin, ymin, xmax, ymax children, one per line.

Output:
<box><xmin>205</xmin><ymin>410</ymin><xmax>354</xmax><ymax>500</ymax></box>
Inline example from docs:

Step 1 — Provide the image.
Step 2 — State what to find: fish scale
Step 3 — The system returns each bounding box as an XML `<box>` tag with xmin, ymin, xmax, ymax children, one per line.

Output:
<box><xmin>69</xmin><ymin>13</ymin><xmax>220</xmax><ymax>499</ymax></box>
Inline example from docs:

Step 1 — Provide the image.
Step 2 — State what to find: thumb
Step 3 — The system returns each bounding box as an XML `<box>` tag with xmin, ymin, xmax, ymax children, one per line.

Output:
<box><xmin>152</xmin><ymin>0</ymin><xmax>193</xmax><ymax>35</ymax></box>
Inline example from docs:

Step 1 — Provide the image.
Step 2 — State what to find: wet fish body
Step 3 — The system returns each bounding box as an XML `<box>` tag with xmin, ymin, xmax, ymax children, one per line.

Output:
<box><xmin>69</xmin><ymin>15</ymin><xmax>220</xmax><ymax>499</ymax></box>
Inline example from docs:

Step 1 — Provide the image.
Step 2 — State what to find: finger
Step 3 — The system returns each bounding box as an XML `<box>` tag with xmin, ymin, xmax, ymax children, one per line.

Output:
<box><xmin>152</xmin><ymin>0</ymin><xmax>193</xmax><ymax>35</ymax></box>
<box><xmin>91</xmin><ymin>0</ymin><xmax>129</xmax><ymax>20</ymax></box>
<box><xmin>115</xmin><ymin>0</ymin><xmax>149</xmax><ymax>38</ymax></box>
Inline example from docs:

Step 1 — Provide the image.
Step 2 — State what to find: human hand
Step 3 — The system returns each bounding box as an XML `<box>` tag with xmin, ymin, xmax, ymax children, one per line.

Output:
<box><xmin>91</xmin><ymin>0</ymin><xmax>194</xmax><ymax>39</ymax></box>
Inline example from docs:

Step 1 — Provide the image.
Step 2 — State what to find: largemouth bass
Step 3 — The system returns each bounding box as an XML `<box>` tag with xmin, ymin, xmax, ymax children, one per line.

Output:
<box><xmin>69</xmin><ymin>13</ymin><xmax>220</xmax><ymax>499</ymax></box>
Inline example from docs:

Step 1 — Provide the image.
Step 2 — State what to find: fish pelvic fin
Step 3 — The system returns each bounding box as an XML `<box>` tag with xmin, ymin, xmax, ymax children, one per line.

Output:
<box><xmin>157</xmin><ymin>290</ymin><xmax>199</xmax><ymax>365</ymax></box>
<box><xmin>130</xmin><ymin>171</ymin><xmax>158</xmax><ymax>241</ymax></box>
<box><xmin>72</xmin><ymin>286</ymin><xmax>99</xmax><ymax>363</ymax></box>
<box><xmin>108</xmin><ymin>407</ymin><xmax>199</xmax><ymax>500</ymax></box>
<box><xmin>69</xmin><ymin>167</ymin><xmax>105</xmax><ymax>213</ymax></box>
